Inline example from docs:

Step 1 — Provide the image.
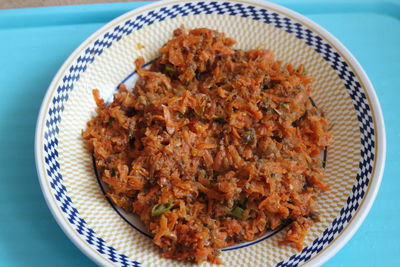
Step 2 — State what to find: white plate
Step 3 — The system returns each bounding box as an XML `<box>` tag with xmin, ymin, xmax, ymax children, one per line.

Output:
<box><xmin>35</xmin><ymin>0</ymin><xmax>385</xmax><ymax>266</ymax></box>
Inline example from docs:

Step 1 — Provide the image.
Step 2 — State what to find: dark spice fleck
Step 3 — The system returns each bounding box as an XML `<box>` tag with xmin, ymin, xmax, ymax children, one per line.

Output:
<box><xmin>126</xmin><ymin>108</ymin><xmax>138</xmax><ymax>117</ymax></box>
<box><xmin>259</xmin><ymin>101</ymin><xmax>270</xmax><ymax>112</ymax></box>
<box><xmin>214</xmin><ymin>117</ymin><xmax>227</xmax><ymax>124</ymax></box>
<box><xmin>195</xmin><ymin>71</ymin><xmax>202</xmax><ymax>80</ymax></box>
<box><xmin>271</xmin><ymin>135</ymin><xmax>282</xmax><ymax>143</ymax></box>
<box><xmin>108</xmin><ymin>117</ymin><xmax>115</xmax><ymax>126</ymax></box>
<box><xmin>186</xmin><ymin>108</ymin><xmax>196</xmax><ymax>120</ymax></box>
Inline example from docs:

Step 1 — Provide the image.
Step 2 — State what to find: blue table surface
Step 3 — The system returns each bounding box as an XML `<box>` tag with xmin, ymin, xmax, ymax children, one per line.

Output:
<box><xmin>0</xmin><ymin>0</ymin><xmax>399</xmax><ymax>266</ymax></box>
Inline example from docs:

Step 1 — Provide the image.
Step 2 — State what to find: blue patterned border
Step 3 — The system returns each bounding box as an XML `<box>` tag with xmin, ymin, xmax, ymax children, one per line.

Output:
<box><xmin>41</xmin><ymin>1</ymin><xmax>375</xmax><ymax>266</ymax></box>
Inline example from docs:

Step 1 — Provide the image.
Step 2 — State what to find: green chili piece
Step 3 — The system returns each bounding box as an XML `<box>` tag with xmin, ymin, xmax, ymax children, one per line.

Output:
<box><xmin>273</xmin><ymin>108</ymin><xmax>282</xmax><ymax>115</ymax></box>
<box><xmin>151</xmin><ymin>201</ymin><xmax>173</xmax><ymax>216</ymax></box>
<box><xmin>230</xmin><ymin>207</ymin><xmax>244</xmax><ymax>219</ymax></box>
<box><xmin>280</xmin><ymin>102</ymin><xmax>289</xmax><ymax>109</ymax></box>
<box><xmin>165</xmin><ymin>64</ymin><xmax>176</xmax><ymax>75</ymax></box>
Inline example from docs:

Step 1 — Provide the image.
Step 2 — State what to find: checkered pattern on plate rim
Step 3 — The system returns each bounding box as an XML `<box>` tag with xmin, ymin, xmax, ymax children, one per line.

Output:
<box><xmin>41</xmin><ymin>1</ymin><xmax>375</xmax><ymax>266</ymax></box>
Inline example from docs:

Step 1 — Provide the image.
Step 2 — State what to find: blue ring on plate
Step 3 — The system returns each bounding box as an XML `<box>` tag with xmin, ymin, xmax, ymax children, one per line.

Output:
<box><xmin>42</xmin><ymin>1</ymin><xmax>375</xmax><ymax>266</ymax></box>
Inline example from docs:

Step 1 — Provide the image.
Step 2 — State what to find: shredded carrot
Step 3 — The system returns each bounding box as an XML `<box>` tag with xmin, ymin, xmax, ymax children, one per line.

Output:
<box><xmin>83</xmin><ymin>26</ymin><xmax>332</xmax><ymax>264</ymax></box>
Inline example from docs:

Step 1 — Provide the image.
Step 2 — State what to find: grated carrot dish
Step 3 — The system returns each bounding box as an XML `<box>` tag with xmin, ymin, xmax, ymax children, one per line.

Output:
<box><xmin>82</xmin><ymin>26</ymin><xmax>332</xmax><ymax>264</ymax></box>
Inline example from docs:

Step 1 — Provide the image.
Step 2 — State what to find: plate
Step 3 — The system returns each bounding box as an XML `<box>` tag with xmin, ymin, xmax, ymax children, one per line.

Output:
<box><xmin>35</xmin><ymin>0</ymin><xmax>386</xmax><ymax>266</ymax></box>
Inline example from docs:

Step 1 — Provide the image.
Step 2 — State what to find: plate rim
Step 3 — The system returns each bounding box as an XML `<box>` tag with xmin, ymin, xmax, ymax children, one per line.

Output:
<box><xmin>34</xmin><ymin>0</ymin><xmax>386</xmax><ymax>266</ymax></box>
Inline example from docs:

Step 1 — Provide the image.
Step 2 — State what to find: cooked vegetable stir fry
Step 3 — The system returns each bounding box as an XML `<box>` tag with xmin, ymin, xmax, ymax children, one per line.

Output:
<box><xmin>83</xmin><ymin>26</ymin><xmax>331</xmax><ymax>264</ymax></box>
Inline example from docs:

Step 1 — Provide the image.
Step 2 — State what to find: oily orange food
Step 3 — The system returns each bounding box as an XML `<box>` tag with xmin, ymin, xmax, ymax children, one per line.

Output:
<box><xmin>83</xmin><ymin>27</ymin><xmax>331</xmax><ymax>264</ymax></box>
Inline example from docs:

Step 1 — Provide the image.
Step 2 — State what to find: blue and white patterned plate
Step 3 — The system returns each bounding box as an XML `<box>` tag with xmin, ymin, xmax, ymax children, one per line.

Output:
<box><xmin>35</xmin><ymin>0</ymin><xmax>386</xmax><ymax>266</ymax></box>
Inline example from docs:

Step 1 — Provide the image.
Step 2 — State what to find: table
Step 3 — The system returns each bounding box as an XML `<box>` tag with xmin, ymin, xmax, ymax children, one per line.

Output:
<box><xmin>0</xmin><ymin>1</ymin><xmax>399</xmax><ymax>266</ymax></box>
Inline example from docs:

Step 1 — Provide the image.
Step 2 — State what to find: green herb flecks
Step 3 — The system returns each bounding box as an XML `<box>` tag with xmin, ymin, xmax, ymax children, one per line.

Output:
<box><xmin>151</xmin><ymin>201</ymin><xmax>173</xmax><ymax>216</ymax></box>
<box><xmin>280</xmin><ymin>102</ymin><xmax>290</xmax><ymax>110</ymax></box>
<box><xmin>230</xmin><ymin>207</ymin><xmax>245</xmax><ymax>219</ymax></box>
<box><xmin>273</xmin><ymin>108</ymin><xmax>282</xmax><ymax>115</ymax></box>
<box><xmin>165</xmin><ymin>64</ymin><xmax>176</xmax><ymax>75</ymax></box>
